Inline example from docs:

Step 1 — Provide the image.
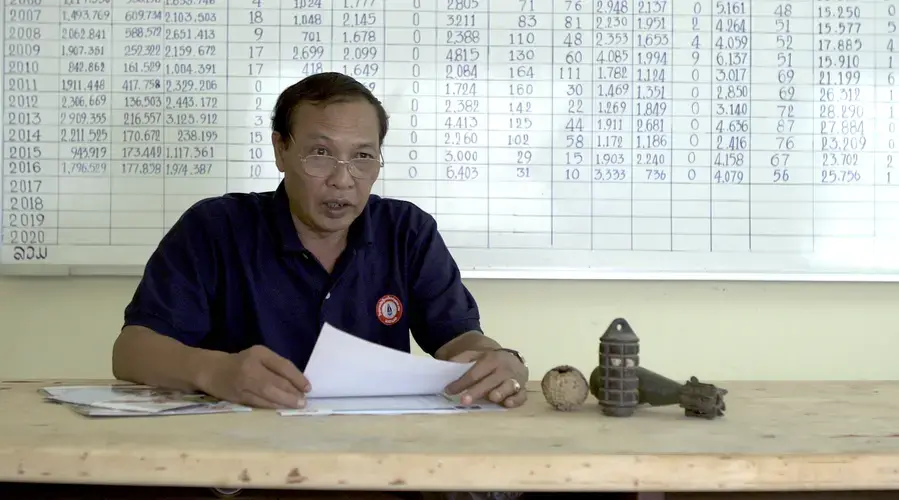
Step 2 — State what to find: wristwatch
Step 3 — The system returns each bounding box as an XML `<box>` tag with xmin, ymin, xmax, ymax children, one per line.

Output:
<box><xmin>495</xmin><ymin>347</ymin><xmax>526</xmax><ymax>367</ymax></box>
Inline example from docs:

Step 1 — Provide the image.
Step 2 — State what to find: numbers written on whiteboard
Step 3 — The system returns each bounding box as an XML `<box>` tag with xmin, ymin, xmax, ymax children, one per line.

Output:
<box><xmin>3</xmin><ymin>0</ymin><xmax>899</xmax><ymax>266</ymax></box>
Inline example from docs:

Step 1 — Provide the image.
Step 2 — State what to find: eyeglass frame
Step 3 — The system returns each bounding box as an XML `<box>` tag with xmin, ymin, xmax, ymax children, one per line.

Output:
<box><xmin>295</xmin><ymin>153</ymin><xmax>384</xmax><ymax>180</ymax></box>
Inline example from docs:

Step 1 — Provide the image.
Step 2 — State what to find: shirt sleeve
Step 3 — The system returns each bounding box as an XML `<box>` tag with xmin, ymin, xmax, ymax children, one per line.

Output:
<box><xmin>122</xmin><ymin>201</ymin><xmax>220</xmax><ymax>347</ymax></box>
<box><xmin>406</xmin><ymin>213</ymin><xmax>483</xmax><ymax>357</ymax></box>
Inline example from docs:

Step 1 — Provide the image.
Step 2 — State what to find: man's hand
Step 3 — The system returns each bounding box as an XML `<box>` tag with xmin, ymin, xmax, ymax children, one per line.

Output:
<box><xmin>444</xmin><ymin>350</ymin><xmax>529</xmax><ymax>408</ymax></box>
<box><xmin>200</xmin><ymin>345</ymin><xmax>311</xmax><ymax>409</ymax></box>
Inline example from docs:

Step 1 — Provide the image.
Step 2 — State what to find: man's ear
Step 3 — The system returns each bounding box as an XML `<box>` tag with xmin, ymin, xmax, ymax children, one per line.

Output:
<box><xmin>272</xmin><ymin>132</ymin><xmax>287</xmax><ymax>173</ymax></box>
<box><xmin>271</xmin><ymin>132</ymin><xmax>284</xmax><ymax>152</ymax></box>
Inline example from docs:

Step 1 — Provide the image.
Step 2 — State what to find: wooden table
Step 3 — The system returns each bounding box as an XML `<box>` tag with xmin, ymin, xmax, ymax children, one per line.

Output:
<box><xmin>2</xmin><ymin>379</ymin><xmax>899</xmax><ymax>499</ymax></box>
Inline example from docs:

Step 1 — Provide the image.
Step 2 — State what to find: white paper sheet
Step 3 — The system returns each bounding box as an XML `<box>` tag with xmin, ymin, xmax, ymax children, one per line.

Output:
<box><xmin>301</xmin><ymin>322</ymin><xmax>476</xmax><ymax>399</ymax></box>
<box><xmin>279</xmin><ymin>394</ymin><xmax>505</xmax><ymax>416</ymax></box>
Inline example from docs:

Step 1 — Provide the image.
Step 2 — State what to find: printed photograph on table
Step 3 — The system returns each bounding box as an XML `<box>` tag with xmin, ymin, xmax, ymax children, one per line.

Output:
<box><xmin>38</xmin><ymin>385</ymin><xmax>252</xmax><ymax>417</ymax></box>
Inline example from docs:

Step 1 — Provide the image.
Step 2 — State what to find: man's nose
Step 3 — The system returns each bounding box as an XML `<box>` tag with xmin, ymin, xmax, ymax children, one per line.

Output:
<box><xmin>327</xmin><ymin>161</ymin><xmax>355</xmax><ymax>188</ymax></box>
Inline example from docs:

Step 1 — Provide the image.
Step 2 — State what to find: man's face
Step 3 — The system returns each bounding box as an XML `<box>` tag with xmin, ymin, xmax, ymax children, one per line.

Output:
<box><xmin>273</xmin><ymin>99</ymin><xmax>381</xmax><ymax>237</ymax></box>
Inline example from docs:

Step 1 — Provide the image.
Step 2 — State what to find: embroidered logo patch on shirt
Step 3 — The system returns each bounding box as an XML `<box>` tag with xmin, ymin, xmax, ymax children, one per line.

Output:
<box><xmin>376</xmin><ymin>294</ymin><xmax>403</xmax><ymax>326</ymax></box>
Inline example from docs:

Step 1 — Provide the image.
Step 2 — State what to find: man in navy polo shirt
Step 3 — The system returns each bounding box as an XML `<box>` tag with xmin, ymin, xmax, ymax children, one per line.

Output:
<box><xmin>111</xmin><ymin>72</ymin><xmax>529</xmax><ymax>411</ymax></box>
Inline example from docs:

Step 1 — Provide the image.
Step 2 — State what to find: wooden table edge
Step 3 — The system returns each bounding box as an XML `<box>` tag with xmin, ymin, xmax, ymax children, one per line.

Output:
<box><xmin>4</xmin><ymin>450</ymin><xmax>899</xmax><ymax>492</ymax></box>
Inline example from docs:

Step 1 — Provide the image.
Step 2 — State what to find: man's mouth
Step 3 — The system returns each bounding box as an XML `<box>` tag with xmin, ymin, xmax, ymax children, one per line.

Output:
<box><xmin>324</xmin><ymin>200</ymin><xmax>351</xmax><ymax>210</ymax></box>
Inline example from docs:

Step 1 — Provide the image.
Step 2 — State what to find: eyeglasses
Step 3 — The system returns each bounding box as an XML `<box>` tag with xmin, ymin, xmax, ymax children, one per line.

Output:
<box><xmin>298</xmin><ymin>154</ymin><xmax>382</xmax><ymax>180</ymax></box>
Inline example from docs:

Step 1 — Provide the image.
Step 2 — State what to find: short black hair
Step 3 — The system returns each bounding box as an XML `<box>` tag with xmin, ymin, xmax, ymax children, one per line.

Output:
<box><xmin>271</xmin><ymin>72</ymin><xmax>389</xmax><ymax>146</ymax></box>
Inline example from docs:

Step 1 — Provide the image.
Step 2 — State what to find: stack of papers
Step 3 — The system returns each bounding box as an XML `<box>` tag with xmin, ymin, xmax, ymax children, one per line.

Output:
<box><xmin>39</xmin><ymin>322</ymin><xmax>506</xmax><ymax>417</ymax></box>
<box><xmin>39</xmin><ymin>385</ymin><xmax>251</xmax><ymax>417</ymax></box>
<box><xmin>282</xmin><ymin>323</ymin><xmax>506</xmax><ymax>416</ymax></box>
<box><xmin>281</xmin><ymin>394</ymin><xmax>497</xmax><ymax>416</ymax></box>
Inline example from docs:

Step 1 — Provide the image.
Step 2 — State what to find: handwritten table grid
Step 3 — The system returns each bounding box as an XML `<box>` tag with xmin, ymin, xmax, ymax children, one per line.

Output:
<box><xmin>3</xmin><ymin>0</ymin><xmax>899</xmax><ymax>270</ymax></box>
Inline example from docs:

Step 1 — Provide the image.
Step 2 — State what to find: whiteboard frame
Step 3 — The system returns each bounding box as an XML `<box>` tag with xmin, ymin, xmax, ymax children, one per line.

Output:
<box><xmin>3</xmin><ymin>263</ymin><xmax>899</xmax><ymax>282</ymax></box>
<box><xmin>3</xmin><ymin>4</ymin><xmax>899</xmax><ymax>284</ymax></box>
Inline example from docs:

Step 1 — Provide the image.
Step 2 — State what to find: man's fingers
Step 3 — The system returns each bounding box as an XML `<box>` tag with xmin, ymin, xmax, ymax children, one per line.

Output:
<box><xmin>259</xmin><ymin>350</ymin><xmax>311</xmax><ymax>392</ymax></box>
<box><xmin>449</xmin><ymin>350</ymin><xmax>482</xmax><ymax>363</ymax></box>
<box><xmin>237</xmin><ymin>352</ymin><xmax>307</xmax><ymax>409</ymax></box>
<box><xmin>263</xmin><ymin>368</ymin><xmax>304</xmax><ymax>397</ymax></box>
<box><xmin>458</xmin><ymin>371</ymin><xmax>506</xmax><ymax>405</ymax></box>
<box><xmin>503</xmin><ymin>387</ymin><xmax>528</xmax><ymax>408</ymax></box>
<box><xmin>239</xmin><ymin>390</ymin><xmax>283</xmax><ymax>410</ymax></box>
<box><xmin>243</xmin><ymin>366</ymin><xmax>306</xmax><ymax>409</ymax></box>
<box><xmin>444</xmin><ymin>360</ymin><xmax>495</xmax><ymax>395</ymax></box>
<box><xmin>494</xmin><ymin>378</ymin><xmax>528</xmax><ymax>408</ymax></box>
<box><xmin>488</xmin><ymin>378</ymin><xmax>523</xmax><ymax>404</ymax></box>
<box><xmin>256</xmin><ymin>381</ymin><xmax>306</xmax><ymax>409</ymax></box>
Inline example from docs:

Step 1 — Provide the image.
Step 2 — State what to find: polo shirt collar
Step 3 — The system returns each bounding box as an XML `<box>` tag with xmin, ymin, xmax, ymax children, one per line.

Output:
<box><xmin>271</xmin><ymin>181</ymin><xmax>374</xmax><ymax>253</ymax></box>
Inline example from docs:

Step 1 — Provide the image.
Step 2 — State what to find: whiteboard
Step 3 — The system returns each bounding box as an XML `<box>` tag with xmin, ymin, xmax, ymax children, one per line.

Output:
<box><xmin>3</xmin><ymin>0</ymin><xmax>899</xmax><ymax>281</ymax></box>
